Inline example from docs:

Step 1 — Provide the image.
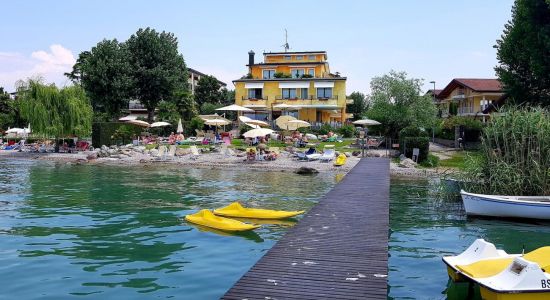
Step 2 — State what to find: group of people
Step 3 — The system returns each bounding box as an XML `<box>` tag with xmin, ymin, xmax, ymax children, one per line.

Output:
<box><xmin>167</xmin><ymin>132</ymin><xmax>186</xmax><ymax>145</ymax></box>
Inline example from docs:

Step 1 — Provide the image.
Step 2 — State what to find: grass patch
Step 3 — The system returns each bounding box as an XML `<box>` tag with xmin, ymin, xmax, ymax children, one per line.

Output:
<box><xmin>438</xmin><ymin>151</ymin><xmax>471</xmax><ymax>169</ymax></box>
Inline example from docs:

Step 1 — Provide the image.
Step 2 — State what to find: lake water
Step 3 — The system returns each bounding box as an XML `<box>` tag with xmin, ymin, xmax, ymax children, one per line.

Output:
<box><xmin>0</xmin><ymin>159</ymin><xmax>338</xmax><ymax>299</ymax></box>
<box><xmin>2</xmin><ymin>159</ymin><xmax>549</xmax><ymax>299</ymax></box>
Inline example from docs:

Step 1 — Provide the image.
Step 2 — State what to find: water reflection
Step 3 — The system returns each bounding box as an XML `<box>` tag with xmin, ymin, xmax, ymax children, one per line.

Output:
<box><xmin>0</xmin><ymin>159</ymin><xmax>336</xmax><ymax>299</ymax></box>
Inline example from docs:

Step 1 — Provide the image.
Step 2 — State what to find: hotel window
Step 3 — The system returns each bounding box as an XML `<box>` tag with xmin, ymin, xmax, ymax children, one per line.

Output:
<box><xmin>291</xmin><ymin>69</ymin><xmax>305</xmax><ymax>78</ymax></box>
<box><xmin>317</xmin><ymin>87</ymin><xmax>333</xmax><ymax>99</ymax></box>
<box><xmin>296</xmin><ymin>55</ymin><xmax>303</xmax><ymax>60</ymax></box>
<box><xmin>262</xmin><ymin>69</ymin><xmax>275</xmax><ymax>79</ymax></box>
<box><xmin>308</xmin><ymin>68</ymin><xmax>315</xmax><ymax>77</ymax></box>
<box><xmin>300</xmin><ymin>88</ymin><xmax>309</xmax><ymax>99</ymax></box>
<box><xmin>282</xmin><ymin>88</ymin><xmax>297</xmax><ymax>99</ymax></box>
<box><xmin>284</xmin><ymin>55</ymin><xmax>291</xmax><ymax>60</ymax></box>
<box><xmin>308</xmin><ymin>55</ymin><xmax>316</xmax><ymax>60</ymax></box>
<box><xmin>248</xmin><ymin>88</ymin><xmax>263</xmax><ymax>100</ymax></box>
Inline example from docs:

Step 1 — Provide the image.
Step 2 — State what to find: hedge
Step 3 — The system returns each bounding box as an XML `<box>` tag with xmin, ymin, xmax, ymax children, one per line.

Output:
<box><xmin>402</xmin><ymin>137</ymin><xmax>430</xmax><ymax>162</ymax></box>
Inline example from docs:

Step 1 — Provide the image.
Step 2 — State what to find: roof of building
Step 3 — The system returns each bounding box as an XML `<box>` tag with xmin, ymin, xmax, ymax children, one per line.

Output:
<box><xmin>188</xmin><ymin>67</ymin><xmax>227</xmax><ymax>86</ymax></box>
<box><xmin>263</xmin><ymin>51</ymin><xmax>326</xmax><ymax>55</ymax></box>
<box><xmin>247</xmin><ymin>62</ymin><xmax>326</xmax><ymax>67</ymax></box>
<box><xmin>425</xmin><ymin>89</ymin><xmax>443</xmax><ymax>98</ymax></box>
<box><xmin>439</xmin><ymin>78</ymin><xmax>503</xmax><ymax>99</ymax></box>
<box><xmin>233</xmin><ymin>77</ymin><xmax>346</xmax><ymax>83</ymax></box>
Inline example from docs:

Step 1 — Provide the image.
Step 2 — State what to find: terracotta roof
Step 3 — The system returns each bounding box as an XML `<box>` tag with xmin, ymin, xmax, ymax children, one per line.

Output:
<box><xmin>439</xmin><ymin>78</ymin><xmax>503</xmax><ymax>99</ymax></box>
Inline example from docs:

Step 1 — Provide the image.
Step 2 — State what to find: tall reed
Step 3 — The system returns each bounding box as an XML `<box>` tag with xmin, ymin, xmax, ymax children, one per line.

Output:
<box><xmin>461</xmin><ymin>106</ymin><xmax>550</xmax><ymax>196</ymax></box>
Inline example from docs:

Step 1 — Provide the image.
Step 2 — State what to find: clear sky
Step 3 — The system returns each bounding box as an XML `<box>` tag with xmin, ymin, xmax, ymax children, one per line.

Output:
<box><xmin>0</xmin><ymin>0</ymin><xmax>514</xmax><ymax>94</ymax></box>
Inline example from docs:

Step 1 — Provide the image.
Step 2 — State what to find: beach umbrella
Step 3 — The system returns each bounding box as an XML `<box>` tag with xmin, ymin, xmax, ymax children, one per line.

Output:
<box><xmin>239</xmin><ymin>116</ymin><xmax>253</xmax><ymax>123</ymax></box>
<box><xmin>205</xmin><ymin>118</ymin><xmax>231</xmax><ymax>126</ymax></box>
<box><xmin>273</xmin><ymin>103</ymin><xmax>299</xmax><ymax>110</ymax></box>
<box><xmin>177</xmin><ymin>119</ymin><xmax>183</xmax><ymax>133</ymax></box>
<box><xmin>286</xmin><ymin>120</ymin><xmax>311</xmax><ymax>129</ymax></box>
<box><xmin>244</xmin><ymin>123</ymin><xmax>260</xmax><ymax>129</ymax></box>
<box><xmin>6</xmin><ymin>128</ymin><xmax>24</xmax><ymax>134</ymax></box>
<box><xmin>243</xmin><ymin>128</ymin><xmax>274</xmax><ymax>138</ymax></box>
<box><xmin>119</xmin><ymin>115</ymin><xmax>138</xmax><ymax>121</ymax></box>
<box><xmin>275</xmin><ymin>115</ymin><xmax>297</xmax><ymax>129</ymax></box>
<box><xmin>215</xmin><ymin>104</ymin><xmax>254</xmax><ymax>112</ymax></box>
<box><xmin>150</xmin><ymin>121</ymin><xmax>171</xmax><ymax>128</ymax></box>
<box><xmin>126</xmin><ymin>120</ymin><xmax>150</xmax><ymax>127</ymax></box>
<box><xmin>353</xmin><ymin>118</ymin><xmax>381</xmax><ymax>126</ymax></box>
<box><xmin>245</xmin><ymin>119</ymin><xmax>270</xmax><ymax>127</ymax></box>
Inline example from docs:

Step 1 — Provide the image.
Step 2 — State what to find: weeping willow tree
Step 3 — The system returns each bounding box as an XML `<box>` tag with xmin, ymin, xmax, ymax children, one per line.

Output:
<box><xmin>462</xmin><ymin>106</ymin><xmax>550</xmax><ymax>196</ymax></box>
<box><xmin>18</xmin><ymin>80</ymin><xmax>93</xmax><ymax>139</ymax></box>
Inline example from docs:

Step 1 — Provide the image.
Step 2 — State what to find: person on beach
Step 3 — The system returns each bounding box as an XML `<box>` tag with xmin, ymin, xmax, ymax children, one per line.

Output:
<box><xmin>176</xmin><ymin>133</ymin><xmax>185</xmax><ymax>144</ymax></box>
<box><xmin>168</xmin><ymin>132</ymin><xmax>176</xmax><ymax>145</ymax></box>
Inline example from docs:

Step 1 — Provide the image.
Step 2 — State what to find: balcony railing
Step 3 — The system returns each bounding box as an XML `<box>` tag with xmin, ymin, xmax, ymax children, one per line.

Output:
<box><xmin>242</xmin><ymin>96</ymin><xmax>268</xmax><ymax>101</ymax></box>
<box><xmin>457</xmin><ymin>107</ymin><xmax>476</xmax><ymax>115</ymax></box>
<box><xmin>275</xmin><ymin>95</ymin><xmax>339</xmax><ymax>101</ymax></box>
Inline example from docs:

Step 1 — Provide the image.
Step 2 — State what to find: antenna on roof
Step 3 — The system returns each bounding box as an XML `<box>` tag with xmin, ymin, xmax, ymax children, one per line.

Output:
<box><xmin>281</xmin><ymin>29</ymin><xmax>290</xmax><ymax>52</ymax></box>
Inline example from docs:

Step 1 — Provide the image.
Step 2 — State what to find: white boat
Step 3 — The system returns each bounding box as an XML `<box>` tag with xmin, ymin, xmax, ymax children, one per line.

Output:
<box><xmin>460</xmin><ymin>190</ymin><xmax>550</xmax><ymax>219</ymax></box>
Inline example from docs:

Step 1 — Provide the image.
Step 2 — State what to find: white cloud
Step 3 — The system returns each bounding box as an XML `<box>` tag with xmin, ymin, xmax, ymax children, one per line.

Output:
<box><xmin>0</xmin><ymin>44</ymin><xmax>76</xmax><ymax>91</ymax></box>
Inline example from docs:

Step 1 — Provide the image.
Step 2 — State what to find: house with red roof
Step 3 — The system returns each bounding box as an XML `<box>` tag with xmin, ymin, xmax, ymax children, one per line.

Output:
<box><xmin>436</xmin><ymin>78</ymin><xmax>504</xmax><ymax>121</ymax></box>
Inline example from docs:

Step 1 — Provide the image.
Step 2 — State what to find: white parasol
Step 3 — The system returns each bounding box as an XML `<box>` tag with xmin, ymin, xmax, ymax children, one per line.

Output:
<box><xmin>243</xmin><ymin>128</ymin><xmax>274</xmax><ymax>138</ymax></box>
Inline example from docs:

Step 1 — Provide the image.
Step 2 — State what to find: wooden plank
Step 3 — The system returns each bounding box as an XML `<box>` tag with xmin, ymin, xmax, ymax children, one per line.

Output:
<box><xmin>221</xmin><ymin>158</ymin><xmax>390</xmax><ymax>300</ymax></box>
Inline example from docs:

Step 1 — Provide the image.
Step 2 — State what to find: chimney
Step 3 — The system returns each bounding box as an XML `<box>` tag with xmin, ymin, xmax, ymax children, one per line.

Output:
<box><xmin>248</xmin><ymin>50</ymin><xmax>255</xmax><ymax>66</ymax></box>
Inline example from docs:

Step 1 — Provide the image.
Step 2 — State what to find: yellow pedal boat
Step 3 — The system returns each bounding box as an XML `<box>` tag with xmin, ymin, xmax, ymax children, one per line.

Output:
<box><xmin>213</xmin><ymin>202</ymin><xmax>304</xmax><ymax>219</ymax></box>
<box><xmin>185</xmin><ymin>209</ymin><xmax>260</xmax><ymax>232</ymax></box>
<box><xmin>334</xmin><ymin>153</ymin><xmax>346</xmax><ymax>166</ymax></box>
<box><xmin>443</xmin><ymin>239</ymin><xmax>550</xmax><ymax>282</ymax></box>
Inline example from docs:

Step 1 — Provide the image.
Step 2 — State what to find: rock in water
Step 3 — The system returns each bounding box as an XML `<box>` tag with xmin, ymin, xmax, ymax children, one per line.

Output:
<box><xmin>295</xmin><ymin>167</ymin><xmax>319</xmax><ymax>175</ymax></box>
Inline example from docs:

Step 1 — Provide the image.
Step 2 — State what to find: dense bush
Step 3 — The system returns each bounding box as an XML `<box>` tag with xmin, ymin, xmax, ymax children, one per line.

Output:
<box><xmin>461</xmin><ymin>106</ymin><xmax>550</xmax><ymax>196</ymax></box>
<box><xmin>420</xmin><ymin>153</ymin><xmax>440</xmax><ymax>167</ymax></box>
<box><xmin>337</xmin><ymin>124</ymin><xmax>356</xmax><ymax>138</ymax></box>
<box><xmin>399</xmin><ymin>126</ymin><xmax>429</xmax><ymax>138</ymax></box>
<box><xmin>402</xmin><ymin>137</ymin><xmax>430</xmax><ymax>162</ymax></box>
<box><xmin>273</xmin><ymin>72</ymin><xmax>292</xmax><ymax>78</ymax></box>
<box><xmin>92</xmin><ymin>122</ymin><xmax>142</xmax><ymax>147</ymax></box>
<box><xmin>316</xmin><ymin>124</ymin><xmax>335</xmax><ymax>135</ymax></box>
<box><xmin>188</xmin><ymin>116</ymin><xmax>205</xmax><ymax>136</ymax></box>
<box><xmin>442</xmin><ymin>116</ymin><xmax>483</xmax><ymax>130</ymax></box>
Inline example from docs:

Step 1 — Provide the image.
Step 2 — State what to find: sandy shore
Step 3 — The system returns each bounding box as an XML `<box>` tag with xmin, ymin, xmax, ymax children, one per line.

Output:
<box><xmin>0</xmin><ymin>149</ymin><xmax>446</xmax><ymax>178</ymax></box>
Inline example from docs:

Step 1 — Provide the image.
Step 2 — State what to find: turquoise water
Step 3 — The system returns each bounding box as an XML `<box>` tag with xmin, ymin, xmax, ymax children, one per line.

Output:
<box><xmin>0</xmin><ymin>159</ymin><xmax>338</xmax><ymax>299</ymax></box>
<box><xmin>388</xmin><ymin>179</ymin><xmax>550</xmax><ymax>300</ymax></box>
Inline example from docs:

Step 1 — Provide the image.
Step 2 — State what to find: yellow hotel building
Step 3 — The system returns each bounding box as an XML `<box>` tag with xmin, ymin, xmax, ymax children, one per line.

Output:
<box><xmin>233</xmin><ymin>50</ymin><xmax>349</xmax><ymax>124</ymax></box>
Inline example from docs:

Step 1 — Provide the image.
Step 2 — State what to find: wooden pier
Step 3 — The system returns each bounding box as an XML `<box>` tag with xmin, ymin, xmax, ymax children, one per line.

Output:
<box><xmin>222</xmin><ymin>158</ymin><xmax>390</xmax><ymax>300</ymax></box>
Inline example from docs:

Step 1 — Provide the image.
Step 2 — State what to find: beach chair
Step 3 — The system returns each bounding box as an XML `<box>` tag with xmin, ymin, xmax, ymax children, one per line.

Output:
<box><xmin>319</xmin><ymin>149</ymin><xmax>336</xmax><ymax>162</ymax></box>
<box><xmin>195</xmin><ymin>136</ymin><xmax>205</xmax><ymax>145</ymax></box>
<box><xmin>167</xmin><ymin>145</ymin><xmax>176</xmax><ymax>159</ymax></box>
<box><xmin>296</xmin><ymin>147</ymin><xmax>316</xmax><ymax>161</ymax></box>
<box><xmin>157</xmin><ymin>145</ymin><xmax>167</xmax><ymax>158</ymax></box>
<box><xmin>190</xmin><ymin>145</ymin><xmax>200</xmax><ymax>160</ymax></box>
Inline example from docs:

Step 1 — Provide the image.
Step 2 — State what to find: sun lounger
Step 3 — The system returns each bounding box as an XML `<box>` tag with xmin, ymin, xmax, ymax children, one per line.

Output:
<box><xmin>157</xmin><ymin>145</ymin><xmax>167</xmax><ymax>158</ymax></box>
<box><xmin>296</xmin><ymin>147</ymin><xmax>316</xmax><ymax>161</ymax></box>
<box><xmin>190</xmin><ymin>145</ymin><xmax>200</xmax><ymax>160</ymax></box>
<box><xmin>320</xmin><ymin>149</ymin><xmax>335</xmax><ymax>162</ymax></box>
<box><xmin>167</xmin><ymin>145</ymin><xmax>176</xmax><ymax>158</ymax></box>
<box><xmin>195</xmin><ymin>137</ymin><xmax>205</xmax><ymax>145</ymax></box>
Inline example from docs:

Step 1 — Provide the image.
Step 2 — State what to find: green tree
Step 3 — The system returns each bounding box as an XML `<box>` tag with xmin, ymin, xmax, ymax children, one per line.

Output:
<box><xmin>200</xmin><ymin>102</ymin><xmax>223</xmax><ymax>115</ymax></box>
<box><xmin>495</xmin><ymin>0</ymin><xmax>550</xmax><ymax>106</ymax></box>
<box><xmin>126</xmin><ymin>27</ymin><xmax>189</xmax><ymax>122</ymax></box>
<box><xmin>65</xmin><ymin>40</ymin><xmax>134</xmax><ymax>119</ymax></box>
<box><xmin>346</xmin><ymin>91</ymin><xmax>368</xmax><ymax>120</ymax></box>
<box><xmin>167</xmin><ymin>89</ymin><xmax>197</xmax><ymax>121</ymax></box>
<box><xmin>220</xmin><ymin>88</ymin><xmax>235</xmax><ymax>106</ymax></box>
<box><xmin>18</xmin><ymin>80</ymin><xmax>93</xmax><ymax>139</ymax></box>
<box><xmin>156</xmin><ymin>101</ymin><xmax>181</xmax><ymax>125</ymax></box>
<box><xmin>366</xmin><ymin>70</ymin><xmax>437</xmax><ymax>138</ymax></box>
<box><xmin>0</xmin><ymin>87</ymin><xmax>19</xmax><ymax>129</ymax></box>
<box><xmin>194</xmin><ymin>75</ymin><xmax>223</xmax><ymax>107</ymax></box>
